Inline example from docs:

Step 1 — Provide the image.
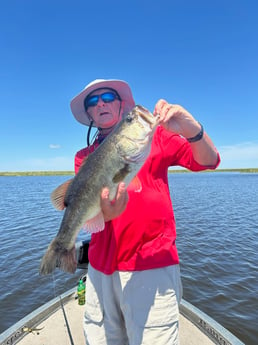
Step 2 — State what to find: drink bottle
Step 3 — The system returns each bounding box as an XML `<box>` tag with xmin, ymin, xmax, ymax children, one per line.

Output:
<box><xmin>77</xmin><ymin>279</ymin><xmax>85</xmax><ymax>305</ymax></box>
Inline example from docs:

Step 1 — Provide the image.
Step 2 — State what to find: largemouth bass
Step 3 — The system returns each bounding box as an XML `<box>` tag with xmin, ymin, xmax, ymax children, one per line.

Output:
<box><xmin>40</xmin><ymin>105</ymin><xmax>159</xmax><ymax>275</ymax></box>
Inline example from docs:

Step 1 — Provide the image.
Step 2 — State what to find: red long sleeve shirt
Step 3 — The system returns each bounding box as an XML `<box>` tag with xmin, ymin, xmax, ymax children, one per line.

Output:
<box><xmin>75</xmin><ymin>126</ymin><xmax>219</xmax><ymax>274</ymax></box>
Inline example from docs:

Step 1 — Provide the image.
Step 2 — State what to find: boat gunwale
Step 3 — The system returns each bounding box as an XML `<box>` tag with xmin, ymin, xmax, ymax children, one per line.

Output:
<box><xmin>179</xmin><ymin>300</ymin><xmax>245</xmax><ymax>345</ymax></box>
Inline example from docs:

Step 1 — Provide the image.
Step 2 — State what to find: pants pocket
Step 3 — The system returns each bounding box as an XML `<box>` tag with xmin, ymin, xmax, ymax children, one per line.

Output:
<box><xmin>123</xmin><ymin>267</ymin><xmax>180</xmax><ymax>328</ymax></box>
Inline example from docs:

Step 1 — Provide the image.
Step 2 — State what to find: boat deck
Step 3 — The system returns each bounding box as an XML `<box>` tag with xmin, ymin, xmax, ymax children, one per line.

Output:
<box><xmin>17</xmin><ymin>291</ymin><xmax>214</xmax><ymax>345</ymax></box>
<box><xmin>1</xmin><ymin>286</ymin><xmax>244</xmax><ymax>345</ymax></box>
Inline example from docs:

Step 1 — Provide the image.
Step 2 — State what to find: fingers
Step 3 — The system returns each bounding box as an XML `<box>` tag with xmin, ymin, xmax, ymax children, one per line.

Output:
<box><xmin>154</xmin><ymin>99</ymin><xmax>201</xmax><ymax>138</ymax></box>
<box><xmin>154</xmin><ymin>99</ymin><xmax>177</xmax><ymax>130</ymax></box>
<box><xmin>100</xmin><ymin>183</ymin><xmax>129</xmax><ymax>222</ymax></box>
<box><xmin>155</xmin><ymin>99</ymin><xmax>195</xmax><ymax>135</ymax></box>
<box><xmin>153</xmin><ymin>99</ymin><xmax>168</xmax><ymax>116</ymax></box>
<box><xmin>115</xmin><ymin>182</ymin><xmax>129</xmax><ymax>208</ymax></box>
<box><xmin>154</xmin><ymin>99</ymin><xmax>177</xmax><ymax>122</ymax></box>
<box><xmin>160</xmin><ymin>103</ymin><xmax>175</xmax><ymax>122</ymax></box>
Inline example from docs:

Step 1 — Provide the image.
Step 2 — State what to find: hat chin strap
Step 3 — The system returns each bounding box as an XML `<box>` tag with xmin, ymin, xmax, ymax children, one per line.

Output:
<box><xmin>87</xmin><ymin>120</ymin><xmax>94</xmax><ymax>147</ymax></box>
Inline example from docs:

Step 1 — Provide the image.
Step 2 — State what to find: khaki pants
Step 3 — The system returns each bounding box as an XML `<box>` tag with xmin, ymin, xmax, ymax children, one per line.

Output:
<box><xmin>84</xmin><ymin>264</ymin><xmax>182</xmax><ymax>345</ymax></box>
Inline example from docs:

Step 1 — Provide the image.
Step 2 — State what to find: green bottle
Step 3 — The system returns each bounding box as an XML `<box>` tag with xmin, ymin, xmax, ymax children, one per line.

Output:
<box><xmin>77</xmin><ymin>279</ymin><xmax>85</xmax><ymax>305</ymax></box>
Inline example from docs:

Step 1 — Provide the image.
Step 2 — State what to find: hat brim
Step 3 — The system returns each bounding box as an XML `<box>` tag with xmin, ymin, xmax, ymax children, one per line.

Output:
<box><xmin>70</xmin><ymin>79</ymin><xmax>135</xmax><ymax>127</ymax></box>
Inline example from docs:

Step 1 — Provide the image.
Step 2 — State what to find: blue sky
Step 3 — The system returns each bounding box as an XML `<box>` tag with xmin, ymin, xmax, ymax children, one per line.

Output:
<box><xmin>0</xmin><ymin>0</ymin><xmax>257</xmax><ymax>171</ymax></box>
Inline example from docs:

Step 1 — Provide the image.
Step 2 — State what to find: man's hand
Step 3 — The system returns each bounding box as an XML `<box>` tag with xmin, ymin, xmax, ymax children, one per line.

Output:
<box><xmin>154</xmin><ymin>99</ymin><xmax>219</xmax><ymax>167</ymax></box>
<box><xmin>154</xmin><ymin>99</ymin><xmax>201</xmax><ymax>138</ymax></box>
<box><xmin>100</xmin><ymin>182</ymin><xmax>129</xmax><ymax>222</ymax></box>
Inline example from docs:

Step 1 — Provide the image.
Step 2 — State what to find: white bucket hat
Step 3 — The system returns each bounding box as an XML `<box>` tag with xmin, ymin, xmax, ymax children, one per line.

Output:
<box><xmin>70</xmin><ymin>79</ymin><xmax>135</xmax><ymax>127</ymax></box>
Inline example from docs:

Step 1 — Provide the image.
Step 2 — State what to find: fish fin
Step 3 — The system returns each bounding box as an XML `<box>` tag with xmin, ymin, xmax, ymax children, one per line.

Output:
<box><xmin>129</xmin><ymin>175</ymin><xmax>142</xmax><ymax>192</ymax></box>
<box><xmin>51</xmin><ymin>179</ymin><xmax>73</xmax><ymax>210</ymax></box>
<box><xmin>82</xmin><ymin>212</ymin><xmax>105</xmax><ymax>233</ymax></box>
<box><xmin>112</xmin><ymin>163</ymin><xmax>131</xmax><ymax>183</ymax></box>
<box><xmin>39</xmin><ymin>239</ymin><xmax>77</xmax><ymax>275</ymax></box>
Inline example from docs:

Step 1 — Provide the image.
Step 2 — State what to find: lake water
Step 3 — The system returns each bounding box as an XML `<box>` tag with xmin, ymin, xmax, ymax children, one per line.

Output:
<box><xmin>0</xmin><ymin>173</ymin><xmax>257</xmax><ymax>344</ymax></box>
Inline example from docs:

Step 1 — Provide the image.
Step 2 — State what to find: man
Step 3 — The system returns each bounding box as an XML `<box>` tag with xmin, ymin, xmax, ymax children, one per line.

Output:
<box><xmin>70</xmin><ymin>79</ymin><xmax>220</xmax><ymax>345</ymax></box>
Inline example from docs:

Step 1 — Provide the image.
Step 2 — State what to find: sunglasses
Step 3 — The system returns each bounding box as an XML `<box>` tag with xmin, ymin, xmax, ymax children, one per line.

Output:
<box><xmin>84</xmin><ymin>91</ymin><xmax>120</xmax><ymax>109</ymax></box>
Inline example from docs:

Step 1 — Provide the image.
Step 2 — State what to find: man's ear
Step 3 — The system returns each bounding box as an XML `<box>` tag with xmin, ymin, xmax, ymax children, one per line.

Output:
<box><xmin>85</xmin><ymin>111</ymin><xmax>93</xmax><ymax>122</ymax></box>
<box><xmin>119</xmin><ymin>100</ymin><xmax>126</xmax><ymax>117</ymax></box>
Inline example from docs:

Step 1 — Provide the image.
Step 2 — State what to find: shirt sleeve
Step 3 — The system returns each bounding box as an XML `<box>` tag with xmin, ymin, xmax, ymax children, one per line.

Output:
<box><xmin>156</xmin><ymin>126</ymin><xmax>220</xmax><ymax>171</ymax></box>
<box><xmin>74</xmin><ymin>142</ymin><xmax>100</xmax><ymax>174</ymax></box>
<box><xmin>74</xmin><ymin>147</ymin><xmax>89</xmax><ymax>174</ymax></box>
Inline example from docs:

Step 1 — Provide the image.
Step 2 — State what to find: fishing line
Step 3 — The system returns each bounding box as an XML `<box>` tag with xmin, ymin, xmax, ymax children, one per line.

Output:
<box><xmin>51</xmin><ymin>272</ymin><xmax>57</xmax><ymax>297</ymax></box>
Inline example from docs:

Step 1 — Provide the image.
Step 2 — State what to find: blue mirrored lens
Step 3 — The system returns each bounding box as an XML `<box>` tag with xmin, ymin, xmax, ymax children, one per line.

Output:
<box><xmin>85</xmin><ymin>92</ymin><xmax>118</xmax><ymax>109</ymax></box>
<box><xmin>101</xmin><ymin>92</ymin><xmax>116</xmax><ymax>103</ymax></box>
<box><xmin>86</xmin><ymin>95</ymin><xmax>99</xmax><ymax>107</ymax></box>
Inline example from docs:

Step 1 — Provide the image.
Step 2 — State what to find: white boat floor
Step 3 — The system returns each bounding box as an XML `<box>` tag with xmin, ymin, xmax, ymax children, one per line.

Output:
<box><xmin>18</xmin><ymin>292</ymin><xmax>214</xmax><ymax>345</ymax></box>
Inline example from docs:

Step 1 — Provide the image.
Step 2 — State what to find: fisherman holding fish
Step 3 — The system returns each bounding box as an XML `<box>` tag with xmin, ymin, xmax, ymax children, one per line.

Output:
<box><xmin>40</xmin><ymin>78</ymin><xmax>220</xmax><ymax>344</ymax></box>
<box><xmin>69</xmin><ymin>79</ymin><xmax>220</xmax><ymax>345</ymax></box>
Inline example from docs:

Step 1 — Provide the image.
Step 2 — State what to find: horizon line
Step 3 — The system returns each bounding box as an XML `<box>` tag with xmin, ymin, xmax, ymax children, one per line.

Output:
<box><xmin>0</xmin><ymin>168</ymin><xmax>258</xmax><ymax>176</ymax></box>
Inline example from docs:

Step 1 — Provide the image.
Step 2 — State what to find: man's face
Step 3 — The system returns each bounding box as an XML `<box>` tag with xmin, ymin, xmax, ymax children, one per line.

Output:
<box><xmin>85</xmin><ymin>88</ymin><xmax>122</xmax><ymax>129</ymax></box>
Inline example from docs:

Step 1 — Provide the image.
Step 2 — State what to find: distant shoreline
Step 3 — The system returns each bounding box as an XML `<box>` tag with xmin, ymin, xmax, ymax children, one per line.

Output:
<box><xmin>0</xmin><ymin>168</ymin><xmax>257</xmax><ymax>176</ymax></box>
<box><xmin>0</xmin><ymin>171</ymin><xmax>75</xmax><ymax>176</ymax></box>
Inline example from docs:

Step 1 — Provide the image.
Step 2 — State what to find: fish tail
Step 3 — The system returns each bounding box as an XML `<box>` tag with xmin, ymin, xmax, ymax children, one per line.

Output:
<box><xmin>39</xmin><ymin>239</ymin><xmax>77</xmax><ymax>275</ymax></box>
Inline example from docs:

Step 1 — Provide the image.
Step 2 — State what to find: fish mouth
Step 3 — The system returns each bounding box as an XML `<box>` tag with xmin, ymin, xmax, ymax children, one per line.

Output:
<box><xmin>136</xmin><ymin>105</ymin><xmax>159</xmax><ymax>128</ymax></box>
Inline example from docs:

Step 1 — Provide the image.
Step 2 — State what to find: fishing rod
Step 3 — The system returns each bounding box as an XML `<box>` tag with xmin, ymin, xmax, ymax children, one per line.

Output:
<box><xmin>59</xmin><ymin>296</ymin><xmax>75</xmax><ymax>345</ymax></box>
<box><xmin>51</xmin><ymin>273</ymin><xmax>75</xmax><ymax>345</ymax></box>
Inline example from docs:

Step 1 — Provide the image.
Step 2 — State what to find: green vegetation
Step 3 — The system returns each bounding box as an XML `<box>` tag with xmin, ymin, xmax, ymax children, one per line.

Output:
<box><xmin>214</xmin><ymin>168</ymin><xmax>258</xmax><ymax>173</ymax></box>
<box><xmin>0</xmin><ymin>168</ymin><xmax>257</xmax><ymax>176</ymax></box>
<box><xmin>0</xmin><ymin>171</ymin><xmax>75</xmax><ymax>176</ymax></box>
<box><xmin>168</xmin><ymin>168</ymin><xmax>258</xmax><ymax>174</ymax></box>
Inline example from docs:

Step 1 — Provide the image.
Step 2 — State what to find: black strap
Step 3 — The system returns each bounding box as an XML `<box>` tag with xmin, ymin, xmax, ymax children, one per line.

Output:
<box><xmin>186</xmin><ymin>123</ymin><xmax>204</xmax><ymax>143</ymax></box>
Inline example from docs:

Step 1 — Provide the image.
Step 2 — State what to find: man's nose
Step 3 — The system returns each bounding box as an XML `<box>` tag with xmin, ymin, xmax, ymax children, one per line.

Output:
<box><xmin>97</xmin><ymin>98</ymin><xmax>105</xmax><ymax>106</ymax></box>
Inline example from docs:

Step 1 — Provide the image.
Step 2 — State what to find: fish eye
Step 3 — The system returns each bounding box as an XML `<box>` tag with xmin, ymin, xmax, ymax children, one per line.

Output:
<box><xmin>126</xmin><ymin>115</ymin><xmax>133</xmax><ymax>122</ymax></box>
